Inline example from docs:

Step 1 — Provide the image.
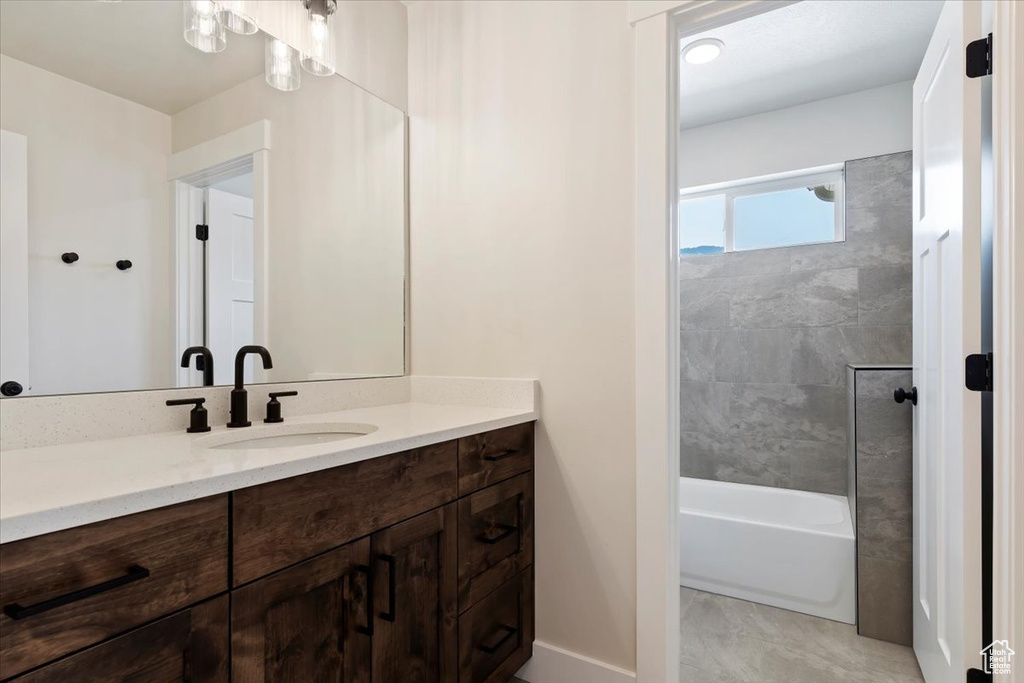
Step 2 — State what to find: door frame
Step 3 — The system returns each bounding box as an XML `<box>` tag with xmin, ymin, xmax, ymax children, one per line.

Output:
<box><xmin>167</xmin><ymin>120</ymin><xmax>270</xmax><ymax>387</ymax></box>
<box><xmin>633</xmin><ymin>1</ymin><xmax>1024</xmax><ymax>681</ymax></box>
<box><xmin>991</xmin><ymin>0</ymin><xmax>1024</xmax><ymax>675</ymax></box>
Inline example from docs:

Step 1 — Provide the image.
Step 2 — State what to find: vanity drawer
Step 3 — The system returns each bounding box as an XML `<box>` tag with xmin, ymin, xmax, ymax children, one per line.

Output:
<box><xmin>0</xmin><ymin>495</ymin><xmax>228</xmax><ymax>679</ymax></box>
<box><xmin>458</xmin><ymin>422</ymin><xmax>534</xmax><ymax>495</ymax></box>
<box><xmin>12</xmin><ymin>596</ymin><xmax>229</xmax><ymax>683</ymax></box>
<box><xmin>458</xmin><ymin>473</ymin><xmax>534</xmax><ymax>612</ymax></box>
<box><xmin>232</xmin><ymin>441</ymin><xmax>458</xmax><ymax>585</ymax></box>
<box><xmin>458</xmin><ymin>568</ymin><xmax>534</xmax><ymax>683</ymax></box>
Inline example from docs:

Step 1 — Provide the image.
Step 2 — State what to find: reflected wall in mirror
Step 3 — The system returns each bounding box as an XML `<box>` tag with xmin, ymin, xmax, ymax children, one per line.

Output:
<box><xmin>0</xmin><ymin>0</ymin><xmax>406</xmax><ymax>398</ymax></box>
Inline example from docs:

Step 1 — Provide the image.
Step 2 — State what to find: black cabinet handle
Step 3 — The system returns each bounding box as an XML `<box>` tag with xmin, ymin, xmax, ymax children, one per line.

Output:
<box><xmin>378</xmin><ymin>554</ymin><xmax>396</xmax><ymax>622</ymax></box>
<box><xmin>3</xmin><ymin>565</ymin><xmax>150</xmax><ymax>620</ymax></box>
<box><xmin>479</xmin><ymin>625</ymin><xmax>518</xmax><ymax>654</ymax></box>
<box><xmin>894</xmin><ymin>387</ymin><xmax>918</xmax><ymax>406</ymax></box>
<box><xmin>478</xmin><ymin>523</ymin><xmax>518</xmax><ymax>545</ymax></box>
<box><xmin>354</xmin><ymin>564</ymin><xmax>373</xmax><ymax>636</ymax></box>
<box><xmin>483</xmin><ymin>449</ymin><xmax>519</xmax><ymax>462</ymax></box>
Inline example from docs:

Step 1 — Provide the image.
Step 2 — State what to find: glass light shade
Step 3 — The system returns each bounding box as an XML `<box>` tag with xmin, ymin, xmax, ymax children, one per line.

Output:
<box><xmin>218</xmin><ymin>0</ymin><xmax>259</xmax><ymax>35</ymax></box>
<box><xmin>265</xmin><ymin>36</ymin><xmax>301</xmax><ymax>92</ymax></box>
<box><xmin>184</xmin><ymin>0</ymin><xmax>226</xmax><ymax>53</ymax></box>
<box><xmin>300</xmin><ymin>8</ymin><xmax>336</xmax><ymax>76</ymax></box>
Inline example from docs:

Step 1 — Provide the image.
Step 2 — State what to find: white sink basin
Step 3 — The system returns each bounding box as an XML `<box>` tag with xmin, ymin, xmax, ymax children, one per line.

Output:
<box><xmin>196</xmin><ymin>422</ymin><xmax>377</xmax><ymax>451</ymax></box>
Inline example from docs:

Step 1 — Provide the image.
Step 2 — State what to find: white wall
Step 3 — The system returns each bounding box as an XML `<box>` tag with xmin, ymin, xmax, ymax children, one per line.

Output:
<box><xmin>678</xmin><ymin>80</ymin><xmax>914</xmax><ymax>188</ymax></box>
<box><xmin>172</xmin><ymin>71</ymin><xmax>406</xmax><ymax>382</ymax></box>
<box><xmin>408</xmin><ymin>0</ymin><xmax>637</xmax><ymax>673</ymax></box>
<box><xmin>0</xmin><ymin>55</ymin><xmax>173</xmax><ymax>395</ymax></box>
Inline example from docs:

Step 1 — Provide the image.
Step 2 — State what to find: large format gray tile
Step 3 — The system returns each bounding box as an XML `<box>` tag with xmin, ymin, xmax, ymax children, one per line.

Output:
<box><xmin>679</xmin><ymin>247</ymin><xmax>791</xmax><ymax>280</ymax></box>
<box><xmin>680</xmin><ymin>330</ymin><xmax>717</xmax><ymax>382</ymax></box>
<box><xmin>846</xmin><ymin>152</ymin><xmax>913</xmax><ymax>210</ymax></box>
<box><xmin>855</xmin><ymin>395</ymin><xmax>913</xmax><ymax>481</ymax></box>
<box><xmin>680</xmin><ymin>381</ymin><xmax>731</xmax><ymax>434</ymax></box>
<box><xmin>859</xmin><ymin>265</ymin><xmax>913</xmax><ymax>326</ymax></box>
<box><xmin>792</xmin><ymin>327</ymin><xmax>912</xmax><ymax>385</ymax></box>
<box><xmin>858</xmin><ymin>556</ymin><xmax>914</xmax><ymax>647</ymax></box>
<box><xmin>857</xmin><ymin>475</ymin><xmax>913</xmax><ymax>563</ymax></box>
<box><xmin>679</xmin><ymin>430</ymin><xmax>791</xmax><ymax>488</ymax></box>
<box><xmin>714</xmin><ymin>328</ymin><xmax>796</xmax><ymax>384</ymax></box>
<box><xmin>728</xmin><ymin>383</ymin><xmax>847</xmax><ymax>445</ymax></box>
<box><xmin>787</xmin><ymin>447</ymin><xmax>847</xmax><ymax>495</ymax></box>
<box><xmin>679</xmin><ymin>277</ymin><xmax>731</xmax><ymax>329</ymax></box>
<box><xmin>857</xmin><ymin>369</ymin><xmax>913</xmax><ymax>398</ymax></box>
<box><xmin>728</xmin><ymin>269</ymin><xmax>859</xmax><ymax>329</ymax></box>
<box><xmin>680</xmin><ymin>588</ymin><xmax>924</xmax><ymax>683</ymax></box>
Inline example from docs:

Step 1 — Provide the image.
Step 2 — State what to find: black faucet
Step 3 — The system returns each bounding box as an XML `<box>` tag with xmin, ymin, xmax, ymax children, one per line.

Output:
<box><xmin>180</xmin><ymin>346</ymin><xmax>215</xmax><ymax>387</ymax></box>
<box><xmin>228</xmin><ymin>345</ymin><xmax>273</xmax><ymax>428</ymax></box>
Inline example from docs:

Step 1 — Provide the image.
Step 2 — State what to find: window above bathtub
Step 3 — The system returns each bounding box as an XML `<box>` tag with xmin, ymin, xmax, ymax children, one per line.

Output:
<box><xmin>678</xmin><ymin>165</ymin><xmax>845</xmax><ymax>256</ymax></box>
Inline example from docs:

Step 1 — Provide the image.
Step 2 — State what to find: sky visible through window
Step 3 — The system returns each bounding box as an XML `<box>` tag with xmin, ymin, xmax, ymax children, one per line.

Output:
<box><xmin>679</xmin><ymin>185</ymin><xmax>836</xmax><ymax>255</ymax></box>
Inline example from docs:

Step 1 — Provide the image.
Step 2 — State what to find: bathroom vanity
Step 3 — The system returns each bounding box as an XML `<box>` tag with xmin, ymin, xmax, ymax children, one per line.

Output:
<box><xmin>0</xmin><ymin>416</ymin><xmax>535</xmax><ymax>682</ymax></box>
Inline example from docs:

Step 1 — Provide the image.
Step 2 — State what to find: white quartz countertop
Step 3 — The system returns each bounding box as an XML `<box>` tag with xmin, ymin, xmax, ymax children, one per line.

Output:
<box><xmin>0</xmin><ymin>401</ymin><xmax>536</xmax><ymax>544</ymax></box>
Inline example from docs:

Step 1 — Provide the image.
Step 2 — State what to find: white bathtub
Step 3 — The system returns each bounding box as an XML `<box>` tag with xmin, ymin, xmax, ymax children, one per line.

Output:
<box><xmin>679</xmin><ymin>477</ymin><xmax>856</xmax><ymax>624</ymax></box>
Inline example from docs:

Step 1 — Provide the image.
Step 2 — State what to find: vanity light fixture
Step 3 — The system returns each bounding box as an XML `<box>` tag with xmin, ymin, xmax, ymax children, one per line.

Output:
<box><xmin>183</xmin><ymin>0</ymin><xmax>226</xmax><ymax>53</ymax></box>
<box><xmin>218</xmin><ymin>0</ymin><xmax>260</xmax><ymax>35</ymax></box>
<box><xmin>300</xmin><ymin>0</ymin><xmax>337</xmax><ymax>76</ymax></box>
<box><xmin>682</xmin><ymin>38</ymin><xmax>724</xmax><ymax>65</ymax></box>
<box><xmin>266</xmin><ymin>36</ymin><xmax>302</xmax><ymax>92</ymax></box>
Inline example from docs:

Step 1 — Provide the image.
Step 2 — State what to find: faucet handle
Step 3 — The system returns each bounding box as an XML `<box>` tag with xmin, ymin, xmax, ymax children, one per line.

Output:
<box><xmin>166</xmin><ymin>397</ymin><xmax>211</xmax><ymax>433</ymax></box>
<box><xmin>265</xmin><ymin>391</ymin><xmax>298</xmax><ymax>423</ymax></box>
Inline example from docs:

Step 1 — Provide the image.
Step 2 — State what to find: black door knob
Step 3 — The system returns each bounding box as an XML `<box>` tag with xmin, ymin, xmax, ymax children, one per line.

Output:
<box><xmin>1</xmin><ymin>381</ymin><xmax>24</xmax><ymax>397</ymax></box>
<box><xmin>894</xmin><ymin>386</ymin><xmax>918</xmax><ymax>406</ymax></box>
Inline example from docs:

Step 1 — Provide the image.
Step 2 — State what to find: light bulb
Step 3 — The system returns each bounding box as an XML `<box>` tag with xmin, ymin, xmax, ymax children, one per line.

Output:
<box><xmin>184</xmin><ymin>0</ymin><xmax>226</xmax><ymax>53</ymax></box>
<box><xmin>300</xmin><ymin>5</ymin><xmax>336</xmax><ymax>76</ymax></box>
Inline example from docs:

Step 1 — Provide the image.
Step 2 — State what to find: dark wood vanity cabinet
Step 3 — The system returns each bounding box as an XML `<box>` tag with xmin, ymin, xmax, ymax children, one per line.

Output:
<box><xmin>0</xmin><ymin>422</ymin><xmax>534</xmax><ymax>683</ymax></box>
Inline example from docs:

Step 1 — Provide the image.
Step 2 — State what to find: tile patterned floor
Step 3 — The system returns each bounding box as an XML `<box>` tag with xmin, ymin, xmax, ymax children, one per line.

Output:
<box><xmin>680</xmin><ymin>587</ymin><xmax>925</xmax><ymax>683</ymax></box>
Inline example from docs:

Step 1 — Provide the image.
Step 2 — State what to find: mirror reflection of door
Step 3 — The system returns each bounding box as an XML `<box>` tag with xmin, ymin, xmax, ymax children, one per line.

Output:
<box><xmin>206</xmin><ymin>183</ymin><xmax>255</xmax><ymax>386</ymax></box>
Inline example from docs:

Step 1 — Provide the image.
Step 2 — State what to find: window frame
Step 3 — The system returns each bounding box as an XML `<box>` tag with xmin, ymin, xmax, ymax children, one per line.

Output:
<box><xmin>678</xmin><ymin>163</ymin><xmax>846</xmax><ymax>253</ymax></box>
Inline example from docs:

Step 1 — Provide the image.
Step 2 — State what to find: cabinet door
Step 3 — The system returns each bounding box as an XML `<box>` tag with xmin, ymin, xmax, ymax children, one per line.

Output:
<box><xmin>231</xmin><ymin>537</ymin><xmax>372</xmax><ymax>682</ymax></box>
<box><xmin>16</xmin><ymin>595</ymin><xmax>228</xmax><ymax>683</ymax></box>
<box><xmin>371</xmin><ymin>504</ymin><xmax>457</xmax><ymax>683</ymax></box>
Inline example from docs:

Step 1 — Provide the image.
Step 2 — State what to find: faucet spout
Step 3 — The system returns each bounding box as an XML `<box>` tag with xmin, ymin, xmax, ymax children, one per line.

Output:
<box><xmin>180</xmin><ymin>346</ymin><xmax>214</xmax><ymax>387</ymax></box>
<box><xmin>227</xmin><ymin>345</ymin><xmax>273</xmax><ymax>428</ymax></box>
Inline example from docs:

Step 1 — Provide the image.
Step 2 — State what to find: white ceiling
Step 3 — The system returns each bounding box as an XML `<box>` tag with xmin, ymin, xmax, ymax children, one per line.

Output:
<box><xmin>0</xmin><ymin>0</ymin><xmax>264</xmax><ymax>115</ymax></box>
<box><xmin>679</xmin><ymin>0</ymin><xmax>944</xmax><ymax>130</ymax></box>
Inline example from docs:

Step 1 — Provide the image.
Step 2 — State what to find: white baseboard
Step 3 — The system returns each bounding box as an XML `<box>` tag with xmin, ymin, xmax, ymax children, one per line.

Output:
<box><xmin>516</xmin><ymin>641</ymin><xmax>637</xmax><ymax>683</ymax></box>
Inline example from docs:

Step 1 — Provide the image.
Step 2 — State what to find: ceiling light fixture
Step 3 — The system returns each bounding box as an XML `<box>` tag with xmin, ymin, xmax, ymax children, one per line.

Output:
<box><xmin>682</xmin><ymin>38</ymin><xmax>724</xmax><ymax>65</ymax></box>
<box><xmin>301</xmin><ymin>0</ymin><xmax>337</xmax><ymax>76</ymax></box>
<box><xmin>266</xmin><ymin>36</ymin><xmax>302</xmax><ymax>92</ymax></box>
<box><xmin>218</xmin><ymin>0</ymin><xmax>260</xmax><ymax>35</ymax></box>
<box><xmin>183</xmin><ymin>0</ymin><xmax>226</xmax><ymax>53</ymax></box>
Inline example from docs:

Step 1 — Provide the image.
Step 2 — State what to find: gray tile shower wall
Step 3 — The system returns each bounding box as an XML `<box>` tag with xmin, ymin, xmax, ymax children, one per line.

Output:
<box><xmin>679</xmin><ymin>151</ymin><xmax>913</xmax><ymax>495</ymax></box>
<box><xmin>851</xmin><ymin>366</ymin><xmax>914</xmax><ymax>646</ymax></box>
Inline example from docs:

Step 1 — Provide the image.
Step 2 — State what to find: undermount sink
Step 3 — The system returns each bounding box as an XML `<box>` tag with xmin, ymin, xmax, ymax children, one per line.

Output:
<box><xmin>196</xmin><ymin>422</ymin><xmax>378</xmax><ymax>451</ymax></box>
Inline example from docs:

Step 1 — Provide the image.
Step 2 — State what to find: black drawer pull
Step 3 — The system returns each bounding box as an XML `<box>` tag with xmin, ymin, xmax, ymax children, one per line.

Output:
<box><xmin>3</xmin><ymin>565</ymin><xmax>150</xmax><ymax>621</ymax></box>
<box><xmin>378</xmin><ymin>554</ymin><xmax>396</xmax><ymax>622</ymax></box>
<box><xmin>354</xmin><ymin>564</ymin><xmax>373</xmax><ymax>636</ymax></box>
<box><xmin>478</xmin><ymin>523</ymin><xmax>518</xmax><ymax>545</ymax></box>
<box><xmin>479</xmin><ymin>625</ymin><xmax>518</xmax><ymax>654</ymax></box>
<box><xmin>483</xmin><ymin>449</ymin><xmax>519</xmax><ymax>462</ymax></box>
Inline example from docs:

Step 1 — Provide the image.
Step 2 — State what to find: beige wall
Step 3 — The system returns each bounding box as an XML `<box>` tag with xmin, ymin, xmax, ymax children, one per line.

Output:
<box><xmin>172</xmin><ymin>72</ymin><xmax>406</xmax><ymax>382</ymax></box>
<box><xmin>408</xmin><ymin>0</ymin><xmax>637</xmax><ymax>670</ymax></box>
<box><xmin>0</xmin><ymin>55</ymin><xmax>173</xmax><ymax>395</ymax></box>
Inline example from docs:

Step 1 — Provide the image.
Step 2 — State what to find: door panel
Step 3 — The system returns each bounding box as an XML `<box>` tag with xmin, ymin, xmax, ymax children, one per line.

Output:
<box><xmin>207</xmin><ymin>186</ymin><xmax>255</xmax><ymax>385</ymax></box>
<box><xmin>912</xmin><ymin>1</ymin><xmax>984</xmax><ymax>679</ymax></box>
<box><xmin>371</xmin><ymin>504</ymin><xmax>457</xmax><ymax>683</ymax></box>
<box><xmin>231</xmin><ymin>537</ymin><xmax>372</xmax><ymax>683</ymax></box>
<box><xmin>0</xmin><ymin>129</ymin><xmax>30</xmax><ymax>396</ymax></box>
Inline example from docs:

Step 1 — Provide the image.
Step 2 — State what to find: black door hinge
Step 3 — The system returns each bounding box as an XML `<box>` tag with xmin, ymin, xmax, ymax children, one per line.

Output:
<box><xmin>966</xmin><ymin>667</ymin><xmax>989</xmax><ymax>683</ymax></box>
<box><xmin>966</xmin><ymin>33</ymin><xmax>993</xmax><ymax>78</ymax></box>
<box><xmin>965</xmin><ymin>353</ymin><xmax>994</xmax><ymax>392</ymax></box>
<box><xmin>195</xmin><ymin>224</ymin><xmax>209</xmax><ymax>241</ymax></box>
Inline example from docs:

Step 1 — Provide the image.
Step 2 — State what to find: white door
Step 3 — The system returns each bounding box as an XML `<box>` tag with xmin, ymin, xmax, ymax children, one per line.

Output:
<box><xmin>0</xmin><ymin>130</ymin><xmax>30</xmax><ymax>396</ymax></box>
<box><xmin>206</xmin><ymin>187</ymin><xmax>255</xmax><ymax>385</ymax></box>
<box><xmin>912</xmin><ymin>1</ymin><xmax>984</xmax><ymax>680</ymax></box>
